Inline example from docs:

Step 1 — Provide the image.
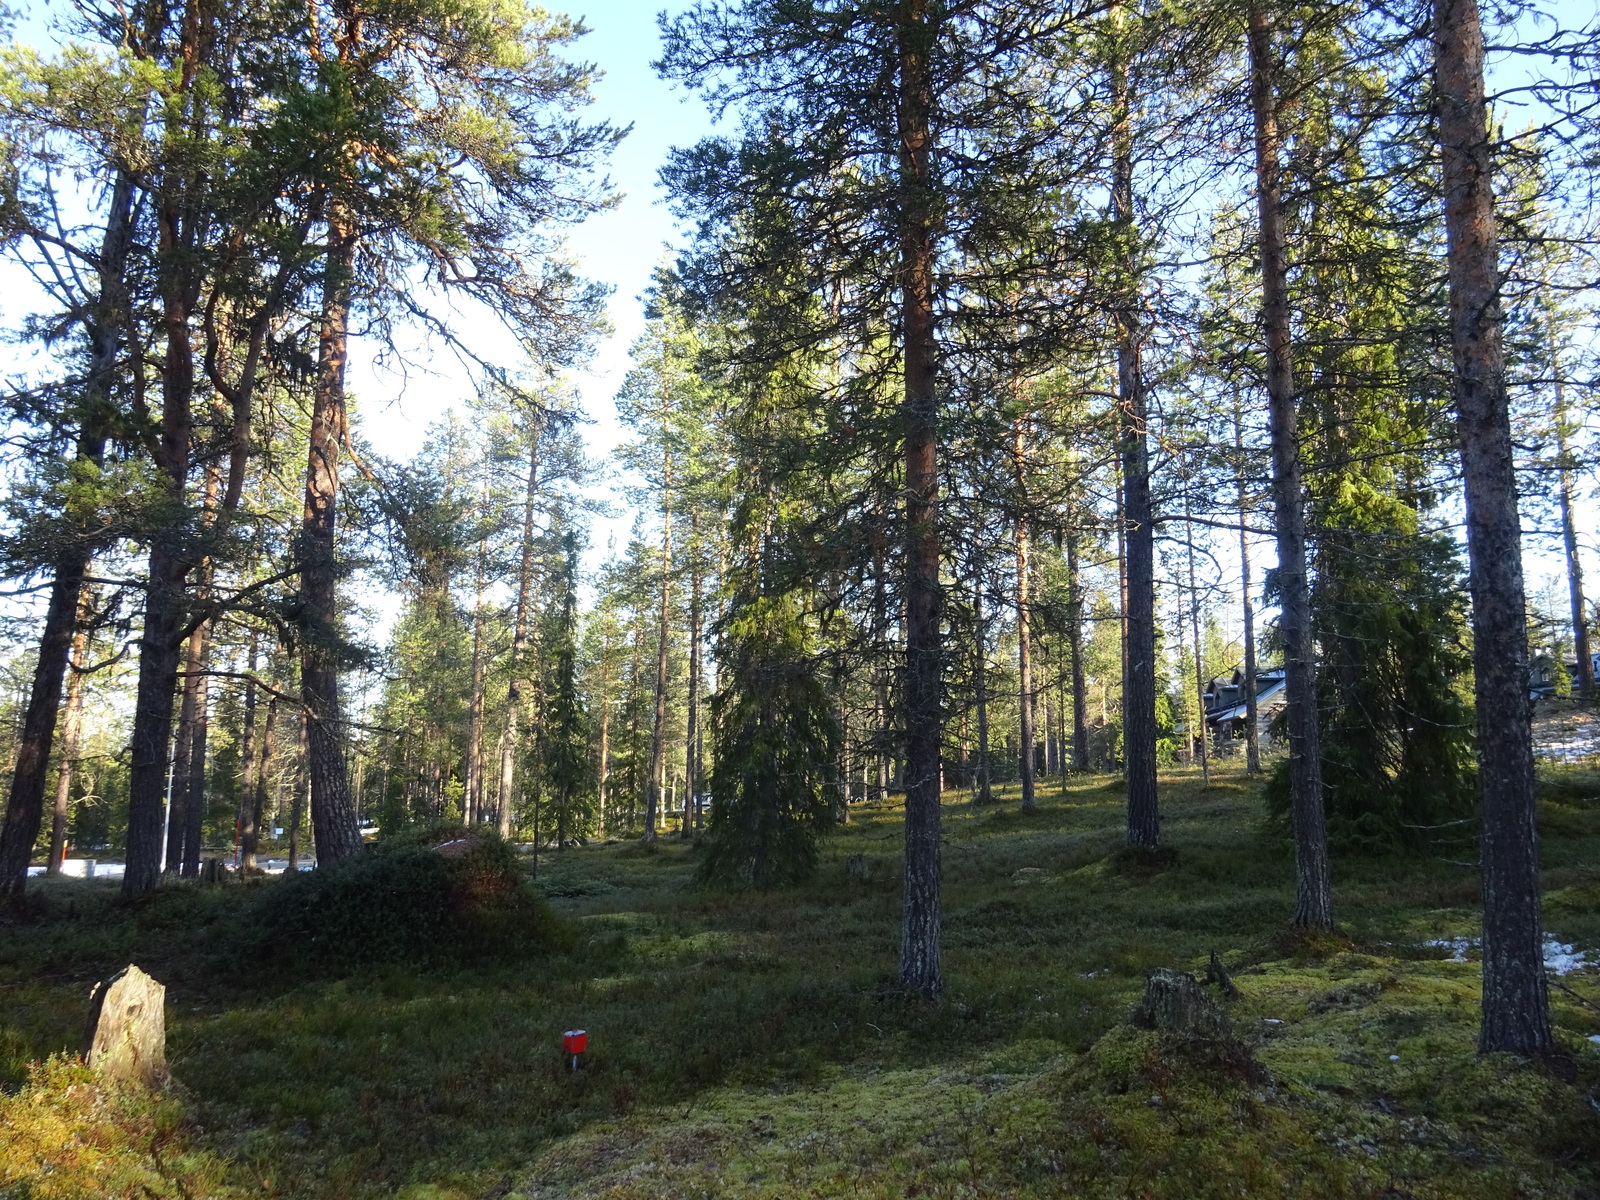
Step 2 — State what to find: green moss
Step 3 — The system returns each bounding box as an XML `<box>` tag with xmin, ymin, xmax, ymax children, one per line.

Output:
<box><xmin>2</xmin><ymin>762</ymin><xmax>1598</xmax><ymax>1197</ymax></box>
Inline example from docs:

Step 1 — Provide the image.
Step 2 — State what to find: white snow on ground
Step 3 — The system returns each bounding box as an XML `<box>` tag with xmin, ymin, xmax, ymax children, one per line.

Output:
<box><xmin>1533</xmin><ymin>712</ymin><xmax>1600</xmax><ymax>762</ymax></box>
<box><xmin>27</xmin><ymin>858</ymin><xmax>314</xmax><ymax>878</ymax></box>
<box><xmin>1422</xmin><ymin>936</ymin><xmax>1593</xmax><ymax>975</ymax></box>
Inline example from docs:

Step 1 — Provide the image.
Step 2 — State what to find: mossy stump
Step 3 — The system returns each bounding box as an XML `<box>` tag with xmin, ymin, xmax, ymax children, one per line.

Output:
<box><xmin>1129</xmin><ymin>967</ymin><xmax>1265</xmax><ymax>1081</ymax></box>
<box><xmin>1130</xmin><ymin>968</ymin><xmax>1232</xmax><ymax>1039</ymax></box>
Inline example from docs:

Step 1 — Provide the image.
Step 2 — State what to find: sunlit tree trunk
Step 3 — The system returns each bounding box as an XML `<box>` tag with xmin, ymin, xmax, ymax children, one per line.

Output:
<box><xmin>597</xmin><ymin>624</ymin><xmax>611</xmax><ymax>835</ymax></box>
<box><xmin>496</xmin><ymin>423</ymin><xmax>543</xmax><ymax>837</ymax></box>
<box><xmin>645</xmin><ymin>460</ymin><xmax>673</xmax><ymax>844</ymax></box>
<box><xmin>684</xmin><ymin>514</ymin><xmax>703</xmax><ymax>836</ymax></box>
<box><xmin>1249</xmin><ymin>3</ymin><xmax>1332</xmax><ymax>928</ymax></box>
<box><xmin>299</xmin><ymin>211</ymin><xmax>362</xmax><ymax>866</ymax></box>
<box><xmin>1433</xmin><ymin>0</ymin><xmax>1550</xmax><ymax>1054</ymax></box>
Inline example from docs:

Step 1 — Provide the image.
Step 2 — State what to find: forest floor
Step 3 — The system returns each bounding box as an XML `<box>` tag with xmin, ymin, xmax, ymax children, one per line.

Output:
<box><xmin>3</xmin><ymin>761</ymin><xmax>1600</xmax><ymax>1199</ymax></box>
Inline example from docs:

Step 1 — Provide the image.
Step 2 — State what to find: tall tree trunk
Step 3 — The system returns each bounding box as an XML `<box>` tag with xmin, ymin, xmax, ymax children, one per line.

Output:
<box><xmin>874</xmin><ymin>544</ymin><xmax>891</xmax><ymax>803</ymax></box>
<box><xmin>1249</xmin><ymin>4</ymin><xmax>1332</xmax><ymax>928</ymax></box>
<box><xmin>496</xmin><ymin>422</ymin><xmax>543</xmax><ymax>838</ymax></box>
<box><xmin>254</xmin><ymin>696</ymin><xmax>276</xmax><ymax>865</ymax></box>
<box><xmin>182</xmin><ymin>618</ymin><xmax>212</xmax><ymax>875</ymax></box>
<box><xmin>126</xmin><ymin>170</ymin><xmax>203</xmax><ymax>894</ymax></box>
<box><xmin>288</xmin><ymin>711</ymin><xmax>307</xmax><ymax>870</ymax></box>
<box><xmin>166</xmin><ymin>629</ymin><xmax>200</xmax><ymax>874</ymax></box>
<box><xmin>299</xmin><ymin>212</ymin><xmax>362</xmax><ymax>866</ymax></box>
<box><xmin>1549</xmin><ymin>310</ymin><xmax>1593</xmax><ymax>696</ymax></box>
<box><xmin>237</xmin><ymin>635</ymin><xmax>260</xmax><ymax>869</ymax></box>
<box><xmin>597</xmin><ymin>628</ymin><xmax>610</xmax><ymax>835</ymax></box>
<box><xmin>1234</xmin><ymin>402</ymin><xmax>1262</xmax><ymax>773</ymax></box>
<box><xmin>645</xmin><ymin>464</ymin><xmax>673</xmax><ymax>844</ymax></box>
<box><xmin>1013</xmin><ymin>418</ymin><xmax>1037</xmax><ymax>813</ymax></box>
<box><xmin>464</xmin><ymin>542</ymin><xmax>489</xmax><ymax>825</ymax></box>
<box><xmin>898</xmin><ymin>0</ymin><xmax>943</xmax><ymax>997</ymax></box>
<box><xmin>0</xmin><ymin>175</ymin><xmax>135</xmax><ymax>901</ymax></box>
<box><xmin>974</xmin><ymin>558</ymin><xmax>993</xmax><ymax>805</ymax></box>
<box><xmin>1185</xmin><ymin>496</ymin><xmax>1210</xmax><ymax>786</ymax></box>
<box><xmin>1066</xmin><ymin>520</ymin><xmax>1090</xmax><ymax>771</ymax></box>
<box><xmin>1112</xmin><ymin>31</ymin><xmax>1160</xmax><ymax>849</ymax></box>
<box><xmin>685</xmin><ymin>515</ymin><xmax>703</xmax><ymax>836</ymax></box>
<box><xmin>176</xmin><ymin>469</ymin><xmax>220</xmax><ymax>877</ymax></box>
<box><xmin>47</xmin><ymin>591</ymin><xmax>94</xmax><ymax>875</ymax></box>
<box><xmin>1433</xmin><ymin>0</ymin><xmax>1550</xmax><ymax>1055</ymax></box>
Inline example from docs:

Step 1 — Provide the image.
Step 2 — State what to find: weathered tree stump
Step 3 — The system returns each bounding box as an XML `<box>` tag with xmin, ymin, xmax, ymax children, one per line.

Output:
<box><xmin>201</xmin><ymin>857</ymin><xmax>226</xmax><ymax>884</ymax></box>
<box><xmin>84</xmin><ymin>964</ymin><xmax>167</xmax><ymax>1089</ymax></box>
<box><xmin>1130</xmin><ymin>967</ymin><xmax>1232</xmax><ymax>1039</ymax></box>
<box><xmin>846</xmin><ymin>854</ymin><xmax>872</xmax><ymax>882</ymax></box>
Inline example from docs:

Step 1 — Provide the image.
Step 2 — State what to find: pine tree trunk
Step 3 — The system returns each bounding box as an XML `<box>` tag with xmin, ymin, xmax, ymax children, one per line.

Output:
<box><xmin>1433</xmin><ymin>0</ymin><xmax>1551</xmax><ymax>1055</ymax></box>
<box><xmin>250</xmin><ymin>694</ymin><xmax>274</xmax><ymax>865</ymax></box>
<box><xmin>126</xmin><ymin>188</ymin><xmax>203</xmax><ymax>894</ymax></box>
<box><xmin>165</xmin><ymin>633</ymin><xmax>200</xmax><ymax>874</ymax></box>
<box><xmin>0</xmin><ymin>571</ymin><xmax>96</xmax><ymax>896</ymax></box>
<box><xmin>974</xmin><ymin>563</ymin><xmax>993</xmax><ymax>805</ymax></box>
<box><xmin>47</xmin><ymin>593</ymin><xmax>93</xmax><ymax>875</ymax></box>
<box><xmin>1549</xmin><ymin>311</ymin><xmax>1593</xmax><ymax>696</ymax></box>
<box><xmin>874</xmin><ymin>544</ymin><xmax>891</xmax><ymax>803</ymax></box>
<box><xmin>0</xmin><ymin>175</ymin><xmax>135</xmax><ymax>901</ymax></box>
<box><xmin>1186</xmin><ymin>498</ymin><xmax>1210</xmax><ymax>787</ymax></box>
<box><xmin>289</xmin><ymin>712</ymin><xmax>307</xmax><ymax>870</ymax></box>
<box><xmin>464</xmin><ymin>566</ymin><xmax>488</xmax><ymax>825</ymax></box>
<box><xmin>182</xmin><ymin>619</ymin><xmax>212</xmax><ymax>876</ymax></box>
<box><xmin>1112</xmin><ymin>34</ymin><xmax>1160</xmax><ymax>849</ymax></box>
<box><xmin>496</xmin><ymin>423</ymin><xmax>543</xmax><ymax>838</ymax></box>
<box><xmin>645</xmin><ymin>466</ymin><xmax>673</xmax><ymax>845</ymax></box>
<box><xmin>1234</xmin><ymin>403</ymin><xmax>1262</xmax><ymax>773</ymax></box>
<box><xmin>300</xmin><ymin>213</ymin><xmax>362</xmax><ymax>866</ymax></box>
<box><xmin>597</xmin><ymin>631</ymin><xmax>610</xmax><ymax>836</ymax></box>
<box><xmin>1249</xmin><ymin>3</ymin><xmax>1332</xmax><ymax>928</ymax></box>
<box><xmin>685</xmin><ymin>519</ymin><xmax>703</xmax><ymax>836</ymax></box>
<box><xmin>897</xmin><ymin>0</ymin><xmax>943</xmax><ymax>998</ymax></box>
<box><xmin>1014</xmin><ymin>418</ymin><xmax>1037</xmax><ymax>812</ymax></box>
<box><xmin>1067</xmin><ymin>523</ymin><xmax>1090</xmax><ymax>772</ymax></box>
<box><xmin>237</xmin><ymin>636</ymin><xmax>259</xmax><ymax>869</ymax></box>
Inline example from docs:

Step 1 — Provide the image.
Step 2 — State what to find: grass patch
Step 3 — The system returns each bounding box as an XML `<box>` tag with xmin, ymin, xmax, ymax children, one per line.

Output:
<box><xmin>2</xmin><ymin>763</ymin><xmax>1598</xmax><ymax>1197</ymax></box>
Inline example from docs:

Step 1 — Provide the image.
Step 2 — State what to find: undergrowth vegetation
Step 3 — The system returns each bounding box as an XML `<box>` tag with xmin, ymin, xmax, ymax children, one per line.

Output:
<box><xmin>2</xmin><ymin>764</ymin><xmax>1598</xmax><ymax>1198</ymax></box>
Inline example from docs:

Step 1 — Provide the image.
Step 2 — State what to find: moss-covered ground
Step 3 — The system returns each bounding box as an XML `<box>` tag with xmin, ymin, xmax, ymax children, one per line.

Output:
<box><xmin>3</xmin><ymin>762</ymin><xmax>1599</xmax><ymax>1198</ymax></box>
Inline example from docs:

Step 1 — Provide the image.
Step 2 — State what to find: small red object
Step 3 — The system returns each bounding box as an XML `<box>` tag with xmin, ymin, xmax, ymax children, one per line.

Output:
<box><xmin>563</xmin><ymin>1030</ymin><xmax>587</xmax><ymax>1055</ymax></box>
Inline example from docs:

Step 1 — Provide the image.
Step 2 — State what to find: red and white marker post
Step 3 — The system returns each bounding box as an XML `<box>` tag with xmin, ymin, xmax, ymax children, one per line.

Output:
<box><xmin>563</xmin><ymin>1029</ymin><xmax>587</xmax><ymax>1072</ymax></box>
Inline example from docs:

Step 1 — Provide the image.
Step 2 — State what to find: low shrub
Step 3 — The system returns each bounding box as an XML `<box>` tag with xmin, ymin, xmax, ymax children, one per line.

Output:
<box><xmin>226</xmin><ymin>833</ymin><xmax>568</xmax><ymax>974</ymax></box>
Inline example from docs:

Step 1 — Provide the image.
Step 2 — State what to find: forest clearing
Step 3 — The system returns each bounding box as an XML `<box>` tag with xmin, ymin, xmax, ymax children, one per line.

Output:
<box><xmin>2</xmin><ymin>762</ymin><xmax>1598</xmax><ymax>1199</ymax></box>
<box><xmin>3</xmin><ymin>0</ymin><xmax>1600</xmax><ymax>1193</ymax></box>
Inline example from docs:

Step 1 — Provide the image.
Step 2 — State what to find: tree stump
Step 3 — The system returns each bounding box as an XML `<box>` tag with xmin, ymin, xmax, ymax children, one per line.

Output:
<box><xmin>84</xmin><ymin>965</ymin><xmax>167</xmax><ymax>1089</ymax></box>
<box><xmin>846</xmin><ymin>854</ymin><xmax>872</xmax><ymax>882</ymax></box>
<box><xmin>1130</xmin><ymin>967</ymin><xmax>1232</xmax><ymax>1039</ymax></box>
